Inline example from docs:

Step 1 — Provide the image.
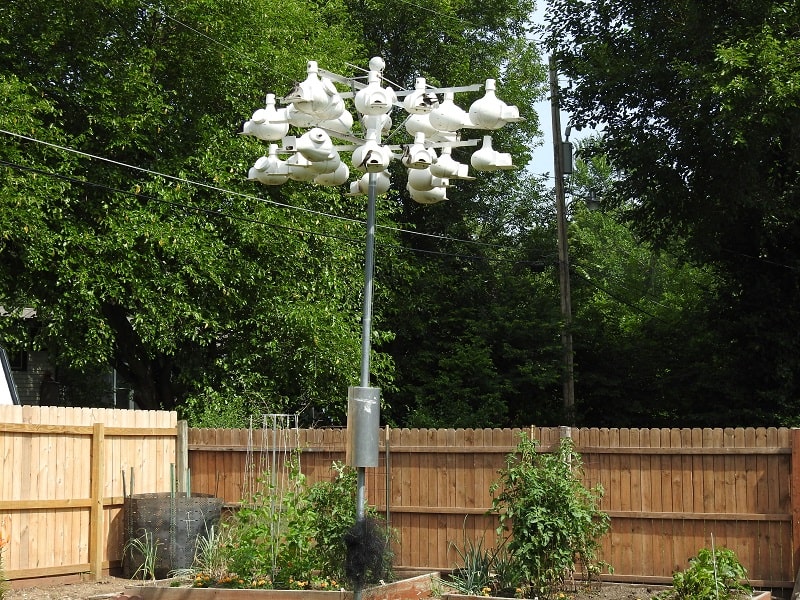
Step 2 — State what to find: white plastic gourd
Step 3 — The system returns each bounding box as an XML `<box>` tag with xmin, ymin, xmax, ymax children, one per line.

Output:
<box><xmin>248</xmin><ymin>144</ymin><xmax>289</xmax><ymax>185</ymax></box>
<box><xmin>286</xmin><ymin>152</ymin><xmax>316</xmax><ymax>182</ymax></box>
<box><xmin>297</xmin><ymin>128</ymin><xmax>335</xmax><ymax>162</ymax></box>
<box><xmin>407</xmin><ymin>167</ymin><xmax>448</xmax><ymax>192</ymax></box>
<box><xmin>242</xmin><ymin>94</ymin><xmax>289</xmax><ymax>141</ymax></box>
<box><xmin>403</xmin><ymin>78</ymin><xmax>439</xmax><ymax>114</ymax></box>
<box><xmin>351</xmin><ymin>131</ymin><xmax>391</xmax><ymax>173</ymax></box>
<box><xmin>407</xmin><ymin>183</ymin><xmax>448</xmax><ymax>204</ymax></box>
<box><xmin>429</xmin><ymin>92</ymin><xmax>473</xmax><ymax>132</ymax></box>
<box><xmin>306</xmin><ymin>152</ymin><xmax>342</xmax><ymax>175</ymax></box>
<box><xmin>355</xmin><ymin>70</ymin><xmax>396</xmax><ymax>116</ymax></box>
<box><xmin>405</xmin><ymin>113</ymin><xmax>439</xmax><ymax>138</ymax></box>
<box><xmin>470</xmin><ymin>135</ymin><xmax>515</xmax><ymax>171</ymax></box>
<box><xmin>430</xmin><ymin>146</ymin><xmax>474</xmax><ymax>180</ymax></box>
<box><xmin>468</xmin><ymin>79</ymin><xmax>524</xmax><ymax>130</ymax></box>
<box><xmin>401</xmin><ymin>132</ymin><xmax>436</xmax><ymax>169</ymax></box>
<box><xmin>348</xmin><ymin>170</ymin><xmax>391</xmax><ymax>196</ymax></box>
<box><xmin>285</xmin><ymin>61</ymin><xmax>344</xmax><ymax>120</ymax></box>
<box><xmin>314</xmin><ymin>162</ymin><xmax>350</xmax><ymax>186</ymax></box>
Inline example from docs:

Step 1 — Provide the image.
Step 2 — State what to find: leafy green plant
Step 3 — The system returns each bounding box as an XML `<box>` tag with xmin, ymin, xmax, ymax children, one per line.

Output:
<box><xmin>489</xmin><ymin>434</ymin><xmax>611</xmax><ymax>599</ymax></box>
<box><xmin>124</xmin><ymin>530</ymin><xmax>161</xmax><ymax>582</ymax></box>
<box><xmin>491</xmin><ymin>546</ymin><xmax>527</xmax><ymax>597</ymax></box>
<box><xmin>661</xmin><ymin>547</ymin><xmax>751</xmax><ymax>600</ymax></box>
<box><xmin>447</xmin><ymin>525</ymin><xmax>524</xmax><ymax>598</ymax></box>
<box><xmin>0</xmin><ymin>516</ymin><xmax>9</xmax><ymax>599</ymax></box>
<box><xmin>0</xmin><ymin>545</ymin><xmax>7</xmax><ymax>600</ymax></box>
<box><xmin>197</xmin><ymin>457</ymin><xmax>393</xmax><ymax>590</ymax></box>
<box><xmin>448</xmin><ymin>534</ymin><xmax>495</xmax><ymax>596</ymax></box>
<box><xmin>0</xmin><ymin>564</ymin><xmax>6</xmax><ymax>600</ymax></box>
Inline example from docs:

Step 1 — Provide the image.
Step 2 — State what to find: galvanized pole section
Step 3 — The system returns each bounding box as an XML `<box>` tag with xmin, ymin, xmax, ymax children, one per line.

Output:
<box><xmin>549</xmin><ymin>55</ymin><xmax>575</xmax><ymax>422</ymax></box>
<box><xmin>353</xmin><ymin>169</ymin><xmax>378</xmax><ymax>600</ymax></box>
<box><xmin>360</xmin><ymin>171</ymin><xmax>378</xmax><ymax>389</ymax></box>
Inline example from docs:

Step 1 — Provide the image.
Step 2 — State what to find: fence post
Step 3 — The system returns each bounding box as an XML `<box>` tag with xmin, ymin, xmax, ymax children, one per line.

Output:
<box><xmin>176</xmin><ymin>420</ymin><xmax>189</xmax><ymax>494</ymax></box>
<box><xmin>89</xmin><ymin>422</ymin><xmax>106</xmax><ymax>580</ymax></box>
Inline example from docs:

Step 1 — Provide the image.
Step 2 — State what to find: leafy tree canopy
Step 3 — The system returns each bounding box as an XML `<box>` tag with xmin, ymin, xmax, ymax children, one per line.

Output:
<box><xmin>1</xmin><ymin>0</ymin><xmax>552</xmax><ymax>426</ymax></box>
<box><xmin>0</xmin><ymin>0</ymin><xmax>369</xmax><ymax>420</ymax></box>
<box><xmin>546</xmin><ymin>0</ymin><xmax>800</xmax><ymax>423</ymax></box>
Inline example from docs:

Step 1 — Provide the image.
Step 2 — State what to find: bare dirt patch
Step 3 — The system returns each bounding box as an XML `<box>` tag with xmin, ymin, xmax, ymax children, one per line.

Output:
<box><xmin>569</xmin><ymin>582</ymin><xmax>668</xmax><ymax>600</ymax></box>
<box><xmin>5</xmin><ymin>576</ymin><xmax>135</xmax><ymax>600</ymax></box>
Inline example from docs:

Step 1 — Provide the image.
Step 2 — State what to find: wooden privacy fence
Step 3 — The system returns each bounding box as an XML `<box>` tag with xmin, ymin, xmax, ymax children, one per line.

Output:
<box><xmin>188</xmin><ymin>426</ymin><xmax>799</xmax><ymax>589</ymax></box>
<box><xmin>3</xmin><ymin>414</ymin><xmax>799</xmax><ymax>589</ymax></box>
<box><xmin>0</xmin><ymin>406</ymin><xmax>177</xmax><ymax>582</ymax></box>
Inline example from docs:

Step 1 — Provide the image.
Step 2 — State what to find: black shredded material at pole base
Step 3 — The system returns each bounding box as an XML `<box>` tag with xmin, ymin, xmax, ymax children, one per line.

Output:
<box><xmin>344</xmin><ymin>516</ymin><xmax>389</xmax><ymax>588</ymax></box>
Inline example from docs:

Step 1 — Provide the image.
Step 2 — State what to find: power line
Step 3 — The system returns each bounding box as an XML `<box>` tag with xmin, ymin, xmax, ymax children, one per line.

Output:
<box><xmin>0</xmin><ymin>158</ymin><xmax>364</xmax><ymax>244</ymax></box>
<box><xmin>0</xmin><ymin>128</ymin><xmax>362</xmax><ymax>227</ymax></box>
<box><xmin>0</xmin><ymin>127</ymin><xmax>542</xmax><ymax>251</ymax></box>
<box><xmin>571</xmin><ymin>267</ymin><xmax>670</xmax><ymax>324</ymax></box>
<box><xmin>0</xmin><ymin>156</ymin><xmax>551</xmax><ymax>267</ymax></box>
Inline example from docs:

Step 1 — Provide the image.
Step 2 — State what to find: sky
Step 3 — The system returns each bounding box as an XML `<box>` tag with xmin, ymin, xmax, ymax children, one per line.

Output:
<box><xmin>526</xmin><ymin>1</ymin><xmax>597</xmax><ymax>180</ymax></box>
<box><xmin>527</xmin><ymin>1</ymin><xmax>563</xmax><ymax>179</ymax></box>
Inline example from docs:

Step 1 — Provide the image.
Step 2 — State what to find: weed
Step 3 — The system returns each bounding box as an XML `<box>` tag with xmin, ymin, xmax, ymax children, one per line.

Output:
<box><xmin>124</xmin><ymin>530</ymin><xmax>161</xmax><ymax>582</ymax></box>
<box><xmin>660</xmin><ymin>547</ymin><xmax>751</xmax><ymax>600</ymax></box>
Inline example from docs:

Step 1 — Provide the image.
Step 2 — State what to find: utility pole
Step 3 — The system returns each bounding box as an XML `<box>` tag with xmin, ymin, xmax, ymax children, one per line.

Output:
<box><xmin>549</xmin><ymin>55</ymin><xmax>575</xmax><ymax>422</ymax></box>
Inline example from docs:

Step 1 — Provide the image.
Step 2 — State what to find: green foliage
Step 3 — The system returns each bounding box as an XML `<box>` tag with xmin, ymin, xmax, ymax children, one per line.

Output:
<box><xmin>382</xmin><ymin>175</ymin><xmax>566</xmax><ymax>428</ymax></box>
<box><xmin>0</xmin><ymin>517</ymin><xmax>8</xmax><ymax>599</ymax></box>
<box><xmin>448</xmin><ymin>535</ymin><xmax>496</xmax><ymax>596</ymax></box>
<box><xmin>192</xmin><ymin>524</ymin><xmax>230</xmax><ymax>583</ymax></box>
<box><xmin>0</xmin><ymin>0</ymin><xmax>558</xmax><ymax>426</ymax></box>
<box><xmin>448</xmin><ymin>534</ymin><xmax>524</xmax><ymax>598</ymax></box>
<box><xmin>661</xmin><ymin>547</ymin><xmax>751</xmax><ymax>600</ymax></box>
<box><xmin>489</xmin><ymin>435</ymin><xmax>610</xmax><ymax>598</ymax></box>
<box><xmin>566</xmin><ymin>164</ymin><xmax>725</xmax><ymax>425</ymax></box>
<box><xmin>547</xmin><ymin>0</ymin><xmax>800</xmax><ymax>424</ymax></box>
<box><xmin>0</xmin><ymin>549</ymin><xmax>7</xmax><ymax>600</ymax></box>
<box><xmin>0</xmin><ymin>0</ymin><xmax>369</xmax><ymax>416</ymax></box>
<box><xmin>207</xmin><ymin>458</ymin><xmax>391</xmax><ymax>589</ymax></box>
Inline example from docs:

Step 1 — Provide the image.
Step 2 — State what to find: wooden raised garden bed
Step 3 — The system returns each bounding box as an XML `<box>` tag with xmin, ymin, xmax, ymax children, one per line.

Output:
<box><xmin>129</xmin><ymin>571</ymin><xmax>438</xmax><ymax>600</ymax></box>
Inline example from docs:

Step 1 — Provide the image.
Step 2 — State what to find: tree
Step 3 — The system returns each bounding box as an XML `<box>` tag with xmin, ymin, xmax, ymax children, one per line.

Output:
<box><xmin>1</xmin><ymin>0</ymin><xmax>557</xmax><ymax>427</ymax></box>
<box><xmin>546</xmin><ymin>0</ymin><xmax>800</xmax><ymax>423</ymax></box>
<box><xmin>0</xmin><ymin>0</ymin><xmax>375</xmax><ymax>419</ymax></box>
<box><xmin>380</xmin><ymin>175</ymin><xmax>566</xmax><ymax>428</ymax></box>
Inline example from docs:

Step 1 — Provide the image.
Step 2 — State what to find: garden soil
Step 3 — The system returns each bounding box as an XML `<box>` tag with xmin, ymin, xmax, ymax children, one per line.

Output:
<box><xmin>4</xmin><ymin>579</ymin><xmax>669</xmax><ymax>600</ymax></box>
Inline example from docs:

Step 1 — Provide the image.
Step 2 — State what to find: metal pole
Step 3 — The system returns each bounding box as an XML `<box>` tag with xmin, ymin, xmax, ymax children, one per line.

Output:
<box><xmin>353</xmin><ymin>170</ymin><xmax>377</xmax><ymax>600</ymax></box>
<box><xmin>360</xmin><ymin>171</ymin><xmax>378</xmax><ymax>389</ymax></box>
<box><xmin>549</xmin><ymin>55</ymin><xmax>576</xmax><ymax>422</ymax></box>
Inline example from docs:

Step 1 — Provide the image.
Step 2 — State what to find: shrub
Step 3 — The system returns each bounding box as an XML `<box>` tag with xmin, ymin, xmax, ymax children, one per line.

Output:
<box><xmin>489</xmin><ymin>434</ymin><xmax>610</xmax><ymax>599</ymax></box>
<box><xmin>196</xmin><ymin>456</ymin><xmax>393</xmax><ymax>589</ymax></box>
<box><xmin>661</xmin><ymin>547</ymin><xmax>751</xmax><ymax>600</ymax></box>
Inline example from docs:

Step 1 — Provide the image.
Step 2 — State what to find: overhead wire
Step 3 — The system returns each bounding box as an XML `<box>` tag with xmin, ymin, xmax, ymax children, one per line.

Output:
<box><xmin>151</xmin><ymin>0</ymin><xmax>799</xmax><ymax>324</ymax></box>
<box><xmin>0</xmin><ymin>155</ymin><xmax>551</xmax><ymax>268</ymax></box>
<box><xmin>2</xmin><ymin>4</ymin><xmax>553</xmax><ymax>269</ymax></box>
<box><xmin>0</xmin><ymin>128</ymin><xmax>364</xmax><ymax>227</ymax></box>
<box><xmin>0</xmin><ymin>127</ymin><xmax>536</xmax><ymax>253</ymax></box>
